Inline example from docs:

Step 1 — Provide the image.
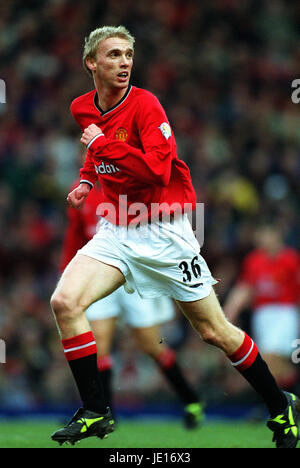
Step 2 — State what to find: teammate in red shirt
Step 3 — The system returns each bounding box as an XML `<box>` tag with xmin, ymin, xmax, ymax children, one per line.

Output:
<box><xmin>50</xmin><ymin>26</ymin><xmax>299</xmax><ymax>448</ymax></box>
<box><xmin>224</xmin><ymin>224</ymin><xmax>300</xmax><ymax>392</ymax></box>
<box><xmin>235</xmin><ymin>245</ymin><xmax>300</xmax><ymax>309</ymax></box>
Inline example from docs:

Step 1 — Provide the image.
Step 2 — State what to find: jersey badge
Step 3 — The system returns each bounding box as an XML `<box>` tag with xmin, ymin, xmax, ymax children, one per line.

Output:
<box><xmin>115</xmin><ymin>127</ymin><xmax>128</xmax><ymax>142</ymax></box>
<box><xmin>158</xmin><ymin>122</ymin><xmax>171</xmax><ymax>140</ymax></box>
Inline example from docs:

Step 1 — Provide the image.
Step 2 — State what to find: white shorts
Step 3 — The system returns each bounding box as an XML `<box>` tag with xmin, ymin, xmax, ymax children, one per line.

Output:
<box><xmin>86</xmin><ymin>288</ymin><xmax>174</xmax><ymax>328</ymax></box>
<box><xmin>252</xmin><ymin>304</ymin><xmax>300</xmax><ymax>356</ymax></box>
<box><xmin>77</xmin><ymin>214</ymin><xmax>217</xmax><ymax>301</ymax></box>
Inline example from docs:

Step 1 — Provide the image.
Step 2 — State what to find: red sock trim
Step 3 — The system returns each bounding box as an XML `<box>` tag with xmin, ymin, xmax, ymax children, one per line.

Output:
<box><xmin>97</xmin><ymin>354</ymin><xmax>114</xmax><ymax>371</ymax></box>
<box><xmin>62</xmin><ymin>331</ymin><xmax>97</xmax><ymax>361</ymax></box>
<box><xmin>156</xmin><ymin>348</ymin><xmax>176</xmax><ymax>369</ymax></box>
<box><xmin>228</xmin><ymin>332</ymin><xmax>258</xmax><ymax>372</ymax></box>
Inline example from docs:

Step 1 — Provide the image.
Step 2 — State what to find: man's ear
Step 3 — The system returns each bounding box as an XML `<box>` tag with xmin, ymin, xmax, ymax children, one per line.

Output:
<box><xmin>85</xmin><ymin>57</ymin><xmax>97</xmax><ymax>73</ymax></box>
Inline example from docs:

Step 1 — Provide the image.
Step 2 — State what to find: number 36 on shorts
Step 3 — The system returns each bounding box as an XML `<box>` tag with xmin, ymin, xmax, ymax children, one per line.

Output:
<box><xmin>178</xmin><ymin>255</ymin><xmax>202</xmax><ymax>284</ymax></box>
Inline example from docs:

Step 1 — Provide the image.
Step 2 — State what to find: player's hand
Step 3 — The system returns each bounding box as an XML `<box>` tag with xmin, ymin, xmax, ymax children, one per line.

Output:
<box><xmin>66</xmin><ymin>183</ymin><xmax>91</xmax><ymax>209</ymax></box>
<box><xmin>80</xmin><ymin>124</ymin><xmax>103</xmax><ymax>146</ymax></box>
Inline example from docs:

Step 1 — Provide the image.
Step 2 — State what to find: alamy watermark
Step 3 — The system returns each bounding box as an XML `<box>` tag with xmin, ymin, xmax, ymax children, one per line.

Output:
<box><xmin>291</xmin><ymin>79</ymin><xmax>300</xmax><ymax>104</ymax></box>
<box><xmin>0</xmin><ymin>79</ymin><xmax>6</xmax><ymax>103</ymax></box>
<box><xmin>291</xmin><ymin>339</ymin><xmax>300</xmax><ymax>364</ymax></box>
<box><xmin>0</xmin><ymin>339</ymin><xmax>5</xmax><ymax>363</ymax></box>
<box><xmin>94</xmin><ymin>197</ymin><xmax>205</xmax><ymax>245</ymax></box>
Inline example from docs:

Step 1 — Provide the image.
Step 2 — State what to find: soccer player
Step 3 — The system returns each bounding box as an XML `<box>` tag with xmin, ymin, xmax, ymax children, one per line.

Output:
<box><xmin>50</xmin><ymin>26</ymin><xmax>300</xmax><ymax>448</ymax></box>
<box><xmin>60</xmin><ymin>180</ymin><xmax>204</xmax><ymax>428</ymax></box>
<box><xmin>224</xmin><ymin>224</ymin><xmax>300</xmax><ymax>393</ymax></box>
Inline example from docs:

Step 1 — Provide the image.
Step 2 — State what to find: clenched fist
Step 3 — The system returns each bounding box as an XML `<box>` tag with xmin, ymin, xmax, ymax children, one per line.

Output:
<box><xmin>67</xmin><ymin>183</ymin><xmax>91</xmax><ymax>209</ymax></box>
<box><xmin>80</xmin><ymin>124</ymin><xmax>103</xmax><ymax>147</ymax></box>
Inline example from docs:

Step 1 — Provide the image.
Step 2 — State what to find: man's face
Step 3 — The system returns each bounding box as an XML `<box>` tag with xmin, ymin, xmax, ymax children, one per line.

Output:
<box><xmin>88</xmin><ymin>37</ymin><xmax>133</xmax><ymax>90</ymax></box>
<box><xmin>255</xmin><ymin>227</ymin><xmax>282</xmax><ymax>251</ymax></box>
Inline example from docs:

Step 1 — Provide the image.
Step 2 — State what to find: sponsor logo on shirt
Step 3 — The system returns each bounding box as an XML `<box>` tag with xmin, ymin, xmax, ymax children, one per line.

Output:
<box><xmin>115</xmin><ymin>127</ymin><xmax>128</xmax><ymax>142</ymax></box>
<box><xmin>158</xmin><ymin>122</ymin><xmax>171</xmax><ymax>140</ymax></box>
<box><xmin>94</xmin><ymin>161</ymin><xmax>120</xmax><ymax>175</ymax></box>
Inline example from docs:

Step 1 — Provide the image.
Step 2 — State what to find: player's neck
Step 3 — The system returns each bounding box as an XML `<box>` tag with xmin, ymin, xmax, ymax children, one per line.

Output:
<box><xmin>265</xmin><ymin>244</ymin><xmax>283</xmax><ymax>257</ymax></box>
<box><xmin>95</xmin><ymin>84</ymin><xmax>129</xmax><ymax>112</ymax></box>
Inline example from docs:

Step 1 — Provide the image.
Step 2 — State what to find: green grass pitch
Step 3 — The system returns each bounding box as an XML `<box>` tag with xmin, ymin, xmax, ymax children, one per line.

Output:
<box><xmin>0</xmin><ymin>418</ymin><xmax>281</xmax><ymax>448</ymax></box>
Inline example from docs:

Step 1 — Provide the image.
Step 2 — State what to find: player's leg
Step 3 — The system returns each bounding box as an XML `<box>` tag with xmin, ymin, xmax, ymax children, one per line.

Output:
<box><xmin>177</xmin><ymin>288</ymin><xmax>287</xmax><ymax>412</ymax></box>
<box><xmin>177</xmin><ymin>288</ymin><xmax>244</xmax><ymax>354</ymax></box>
<box><xmin>90</xmin><ymin>316</ymin><xmax>117</xmax><ymax>411</ymax></box>
<box><xmin>177</xmin><ymin>288</ymin><xmax>300</xmax><ymax>448</ymax></box>
<box><xmin>132</xmin><ymin>324</ymin><xmax>198</xmax><ymax>403</ymax></box>
<box><xmin>50</xmin><ymin>254</ymin><xmax>124</xmax><ymax>444</ymax></box>
<box><xmin>132</xmin><ymin>324</ymin><xmax>204</xmax><ymax>428</ymax></box>
<box><xmin>51</xmin><ymin>254</ymin><xmax>124</xmax><ymax>338</ymax></box>
<box><xmin>85</xmin><ymin>288</ymin><xmax>124</xmax><ymax>415</ymax></box>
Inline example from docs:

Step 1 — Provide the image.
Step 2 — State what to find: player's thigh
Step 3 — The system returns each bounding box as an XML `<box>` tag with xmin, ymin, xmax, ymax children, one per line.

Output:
<box><xmin>90</xmin><ymin>317</ymin><xmax>118</xmax><ymax>356</ymax></box>
<box><xmin>176</xmin><ymin>288</ymin><xmax>243</xmax><ymax>353</ymax></box>
<box><xmin>131</xmin><ymin>325</ymin><xmax>163</xmax><ymax>357</ymax></box>
<box><xmin>52</xmin><ymin>254</ymin><xmax>125</xmax><ymax>311</ymax></box>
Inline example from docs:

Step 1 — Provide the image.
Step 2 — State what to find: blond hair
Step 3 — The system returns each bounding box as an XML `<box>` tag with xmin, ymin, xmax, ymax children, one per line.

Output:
<box><xmin>83</xmin><ymin>25</ymin><xmax>135</xmax><ymax>77</ymax></box>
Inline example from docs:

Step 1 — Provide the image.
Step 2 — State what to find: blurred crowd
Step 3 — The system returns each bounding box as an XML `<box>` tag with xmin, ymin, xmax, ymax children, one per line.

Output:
<box><xmin>0</xmin><ymin>0</ymin><xmax>299</xmax><ymax>414</ymax></box>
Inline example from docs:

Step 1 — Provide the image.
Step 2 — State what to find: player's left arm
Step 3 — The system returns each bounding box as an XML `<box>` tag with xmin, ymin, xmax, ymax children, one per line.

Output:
<box><xmin>80</xmin><ymin>96</ymin><xmax>175</xmax><ymax>187</ymax></box>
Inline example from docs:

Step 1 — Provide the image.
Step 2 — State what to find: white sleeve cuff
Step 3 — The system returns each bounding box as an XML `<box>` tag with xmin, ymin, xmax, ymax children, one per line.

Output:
<box><xmin>87</xmin><ymin>133</ymin><xmax>104</xmax><ymax>149</ymax></box>
<box><xmin>79</xmin><ymin>180</ymin><xmax>94</xmax><ymax>188</ymax></box>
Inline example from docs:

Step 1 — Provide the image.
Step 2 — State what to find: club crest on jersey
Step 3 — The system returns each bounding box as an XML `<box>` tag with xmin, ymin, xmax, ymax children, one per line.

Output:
<box><xmin>115</xmin><ymin>127</ymin><xmax>128</xmax><ymax>142</ymax></box>
<box><xmin>158</xmin><ymin>122</ymin><xmax>171</xmax><ymax>140</ymax></box>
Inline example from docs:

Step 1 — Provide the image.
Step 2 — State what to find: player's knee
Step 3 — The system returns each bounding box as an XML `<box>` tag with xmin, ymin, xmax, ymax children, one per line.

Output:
<box><xmin>191</xmin><ymin>317</ymin><xmax>226</xmax><ymax>349</ymax></box>
<box><xmin>193</xmin><ymin>317</ymin><xmax>243</xmax><ymax>354</ymax></box>
<box><xmin>50</xmin><ymin>291</ymin><xmax>67</xmax><ymax>314</ymax></box>
<box><xmin>50</xmin><ymin>291</ymin><xmax>81</xmax><ymax>321</ymax></box>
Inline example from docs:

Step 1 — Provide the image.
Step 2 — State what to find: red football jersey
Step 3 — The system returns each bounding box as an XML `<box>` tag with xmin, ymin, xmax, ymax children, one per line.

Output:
<box><xmin>60</xmin><ymin>181</ymin><xmax>102</xmax><ymax>271</ymax></box>
<box><xmin>238</xmin><ymin>248</ymin><xmax>300</xmax><ymax>308</ymax></box>
<box><xmin>70</xmin><ymin>85</ymin><xmax>196</xmax><ymax>225</ymax></box>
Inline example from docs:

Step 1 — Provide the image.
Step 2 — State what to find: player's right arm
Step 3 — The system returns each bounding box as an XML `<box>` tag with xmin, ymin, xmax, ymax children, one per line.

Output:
<box><xmin>66</xmin><ymin>137</ymin><xmax>97</xmax><ymax>209</ymax></box>
<box><xmin>223</xmin><ymin>254</ymin><xmax>255</xmax><ymax>323</ymax></box>
<box><xmin>68</xmin><ymin>93</ymin><xmax>100</xmax><ymax>204</ymax></box>
<box><xmin>223</xmin><ymin>283</ymin><xmax>253</xmax><ymax>323</ymax></box>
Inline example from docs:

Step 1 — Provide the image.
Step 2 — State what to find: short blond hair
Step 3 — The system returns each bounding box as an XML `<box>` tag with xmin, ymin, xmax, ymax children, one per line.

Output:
<box><xmin>83</xmin><ymin>25</ymin><xmax>135</xmax><ymax>77</ymax></box>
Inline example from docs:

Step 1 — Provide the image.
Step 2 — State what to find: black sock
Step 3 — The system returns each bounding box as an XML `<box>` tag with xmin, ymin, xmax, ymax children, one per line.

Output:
<box><xmin>242</xmin><ymin>354</ymin><xmax>288</xmax><ymax>417</ymax></box>
<box><xmin>68</xmin><ymin>355</ymin><xmax>107</xmax><ymax>414</ymax></box>
<box><xmin>228</xmin><ymin>332</ymin><xmax>287</xmax><ymax>417</ymax></box>
<box><xmin>62</xmin><ymin>332</ymin><xmax>107</xmax><ymax>414</ymax></box>
<box><xmin>98</xmin><ymin>367</ymin><xmax>113</xmax><ymax>412</ymax></box>
<box><xmin>156</xmin><ymin>348</ymin><xmax>199</xmax><ymax>405</ymax></box>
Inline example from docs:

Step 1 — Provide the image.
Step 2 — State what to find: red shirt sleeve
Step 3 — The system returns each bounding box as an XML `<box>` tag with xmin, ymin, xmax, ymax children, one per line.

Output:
<box><xmin>59</xmin><ymin>205</ymin><xmax>88</xmax><ymax>272</ymax></box>
<box><xmin>87</xmin><ymin>93</ymin><xmax>175</xmax><ymax>187</ymax></box>
<box><xmin>79</xmin><ymin>149</ymin><xmax>98</xmax><ymax>188</ymax></box>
